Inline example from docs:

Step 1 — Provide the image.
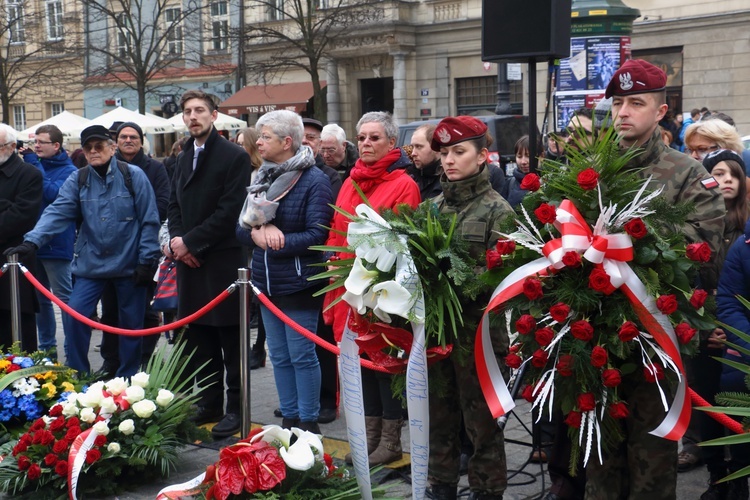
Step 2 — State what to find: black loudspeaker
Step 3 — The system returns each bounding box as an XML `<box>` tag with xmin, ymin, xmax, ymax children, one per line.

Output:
<box><xmin>482</xmin><ymin>0</ymin><xmax>572</xmax><ymax>62</ymax></box>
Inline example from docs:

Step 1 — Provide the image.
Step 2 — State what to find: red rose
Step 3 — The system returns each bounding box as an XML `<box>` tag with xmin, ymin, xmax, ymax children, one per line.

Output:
<box><xmin>27</xmin><ymin>463</ymin><xmax>41</xmax><ymax>480</ymax></box>
<box><xmin>562</xmin><ymin>251</ymin><xmax>582</xmax><ymax>268</ymax></box>
<box><xmin>516</xmin><ymin>315</ymin><xmax>537</xmax><ymax>335</ymax></box>
<box><xmin>675</xmin><ymin>322</ymin><xmax>697</xmax><ymax>344</ymax></box>
<box><xmin>65</xmin><ymin>417</ymin><xmax>80</xmax><ymax>429</ymax></box>
<box><xmin>590</xmin><ymin>346</ymin><xmax>608</xmax><ymax>368</ymax></box>
<box><xmin>52</xmin><ymin>439</ymin><xmax>68</xmax><ymax>455</ymax></box>
<box><xmin>564</xmin><ymin>411</ymin><xmax>582</xmax><ymax>428</ymax></box>
<box><xmin>534</xmin><ymin>203</ymin><xmax>557</xmax><ymax>224</ymax></box>
<box><xmin>589</xmin><ymin>268</ymin><xmax>613</xmax><ymax>293</ymax></box>
<box><xmin>49</xmin><ymin>416</ymin><xmax>66</xmax><ymax>433</ymax></box>
<box><xmin>656</xmin><ymin>294</ymin><xmax>678</xmax><ymax>315</ymax></box>
<box><xmin>618</xmin><ymin>321</ymin><xmax>640</xmax><ymax>342</ymax></box>
<box><xmin>65</xmin><ymin>427</ymin><xmax>81</xmax><ymax>441</ymax></box>
<box><xmin>12</xmin><ymin>442</ymin><xmax>27</xmax><ymax>456</ymax></box>
<box><xmin>496</xmin><ymin>240</ymin><xmax>516</xmax><ymax>255</ymax></box>
<box><xmin>55</xmin><ymin>460</ymin><xmax>68</xmax><ymax>477</ymax></box>
<box><xmin>505</xmin><ymin>353</ymin><xmax>522</xmax><ymax>369</ymax></box>
<box><xmin>609</xmin><ymin>402</ymin><xmax>629</xmax><ymax>419</ymax></box>
<box><xmin>570</xmin><ymin>320</ymin><xmax>594</xmax><ymax>342</ymax></box>
<box><xmin>644</xmin><ymin>364</ymin><xmax>664</xmax><ymax>383</ymax></box>
<box><xmin>690</xmin><ymin>289</ymin><xmax>708</xmax><ymax>309</ymax></box>
<box><xmin>602</xmin><ymin>368</ymin><xmax>622</xmax><ymax>387</ymax></box>
<box><xmin>38</xmin><ymin>430</ymin><xmax>55</xmax><ymax>446</ymax></box>
<box><xmin>624</xmin><ymin>218</ymin><xmax>648</xmax><ymax>239</ymax></box>
<box><xmin>520</xmin><ymin>173</ymin><xmax>541</xmax><ymax>191</ymax></box>
<box><xmin>686</xmin><ymin>242</ymin><xmax>712</xmax><ymax>263</ymax></box>
<box><xmin>523</xmin><ymin>278</ymin><xmax>544</xmax><ymax>300</ymax></box>
<box><xmin>30</xmin><ymin>418</ymin><xmax>45</xmax><ymax>432</ymax></box>
<box><xmin>94</xmin><ymin>435</ymin><xmax>107</xmax><ymax>447</ymax></box>
<box><xmin>44</xmin><ymin>453</ymin><xmax>58</xmax><ymax>466</ymax></box>
<box><xmin>521</xmin><ymin>384</ymin><xmax>534</xmax><ymax>403</ymax></box>
<box><xmin>17</xmin><ymin>455</ymin><xmax>31</xmax><ymax>471</ymax></box>
<box><xmin>577</xmin><ymin>393</ymin><xmax>596</xmax><ymax>412</ymax></box>
<box><xmin>509</xmin><ymin>343</ymin><xmax>521</xmax><ymax>354</ymax></box>
<box><xmin>531</xmin><ymin>349</ymin><xmax>549</xmax><ymax>368</ymax></box>
<box><xmin>549</xmin><ymin>303</ymin><xmax>571</xmax><ymax>323</ymax></box>
<box><xmin>486</xmin><ymin>249</ymin><xmax>502</xmax><ymax>270</ymax></box>
<box><xmin>577</xmin><ymin>168</ymin><xmax>600</xmax><ymax>190</ymax></box>
<box><xmin>49</xmin><ymin>405</ymin><xmax>63</xmax><ymax>417</ymax></box>
<box><xmin>557</xmin><ymin>354</ymin><xmax>574</xmax><ymax>377</ymax></box>
<box><xmin>535</xmin><ymin>327</ymin><xmax>555</xmax><ymax>347</ymax></box>
<box><xmin>85</xmin><ymin>449</ymin><xmax>101</xmax><ymax>465</ymax></box>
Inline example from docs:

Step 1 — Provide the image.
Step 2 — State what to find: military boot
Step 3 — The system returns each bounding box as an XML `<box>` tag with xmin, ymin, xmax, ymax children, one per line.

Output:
<box><xmin>426</xmin><ymin>482</ymin><xmax>457</xmax><ymax>500</ymax></box>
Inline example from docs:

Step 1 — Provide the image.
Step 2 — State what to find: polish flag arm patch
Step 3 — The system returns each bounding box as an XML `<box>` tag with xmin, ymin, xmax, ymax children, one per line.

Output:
<box><xmin>701</xmin><ymin>177</ymin><xmax>719</xmax><ymax>189</ymax></box>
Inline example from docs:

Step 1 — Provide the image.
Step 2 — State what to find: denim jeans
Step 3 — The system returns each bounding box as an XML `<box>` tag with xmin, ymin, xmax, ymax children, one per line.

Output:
<box><xmin>62</xmin><ymin>277</ymin><xmax>144</xmax><ymax>377</ymax></box>
<box><xmin>261</xmin><ymin>289</ymin><xmax>322</xmax><ymax>422</ymax></box>
<box><xmin>35</xmin><ymin>258</ymin><xmax>72</xmax><ymax>353</ymax></box>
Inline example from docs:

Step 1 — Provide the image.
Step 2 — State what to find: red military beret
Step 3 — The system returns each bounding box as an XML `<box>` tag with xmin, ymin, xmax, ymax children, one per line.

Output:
<box><xmin>605</xmin><ymin>59</ymin><xmax>667</xmax><ymax>98</ymax></box>
<box><xmin>430</xmin><ymin>116</ymin><xmax>488</xmax><ymax>151</ymax></box>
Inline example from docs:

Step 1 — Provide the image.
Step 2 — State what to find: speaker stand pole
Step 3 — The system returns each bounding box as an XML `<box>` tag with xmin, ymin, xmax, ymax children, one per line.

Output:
<box><xmin>527</xmin><ymin>58</ymin><xmax>538</xmax><ymax>171</ymax></box>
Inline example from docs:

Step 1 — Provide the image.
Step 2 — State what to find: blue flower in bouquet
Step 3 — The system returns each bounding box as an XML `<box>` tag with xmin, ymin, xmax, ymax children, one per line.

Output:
<box><xmin>17</xmin><ymin>394</ymin><xmax>42</xmax><ymax>420</ymax></box>
<box><xmin>14</xmin><ymin>357</ymin><xmax>33</xmax><ymax>369</ymax></box>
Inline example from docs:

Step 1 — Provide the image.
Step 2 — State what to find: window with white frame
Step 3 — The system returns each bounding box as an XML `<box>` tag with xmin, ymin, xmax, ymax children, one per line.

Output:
<box><xmin>164</xmin><ymin>7</ymin><xmax>183</xmax><ymax>56</ymax></box>
<box><xmin>50</xmin><ymin>102</ymin><xmax>64</xmax><ymax>116</ymax></box>
<box><xmin>210</xmin><ymin>1</ymin><xmax>228</xmax><ymax>51</ymax></box>
<box><xmin>268</xmin><ymin>0</ymin><xmax>284</xmax><ymax>21</ymax></box>
<box><xmin>46</xmin><ymin>0</ymin><xmax>63</xmax><ymax>41</ymax></box>
<box><xmin>7</xmin><ymin>0</ymin><xmax>24</xmax><ymax>44</ymax></box>
<box><xmin>116</xmin><ymin>12</ymin><xmax>132</xmax><ymax>60</ymax></box>
<box><xmin>13</xmin><ymin>105</ymin><xmax>26</xmax><ymax>131</ymax></box>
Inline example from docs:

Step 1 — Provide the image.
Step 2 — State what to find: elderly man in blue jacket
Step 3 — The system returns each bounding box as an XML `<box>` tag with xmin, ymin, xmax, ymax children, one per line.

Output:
<box><xmin>5</xmin><ymin>125</ymin><xmax>161</xmax><ymax>377</ymax></box>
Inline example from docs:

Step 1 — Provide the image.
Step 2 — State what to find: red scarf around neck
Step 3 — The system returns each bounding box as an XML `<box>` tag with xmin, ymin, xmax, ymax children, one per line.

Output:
<box><xmin>348</xmin><ymin>148</ymin><xmax>403</xmax><ymax>193</ymax></box>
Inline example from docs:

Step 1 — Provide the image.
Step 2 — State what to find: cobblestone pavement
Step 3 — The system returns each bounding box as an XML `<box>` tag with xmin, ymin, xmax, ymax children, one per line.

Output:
<box><xmin>39</xmin><ymin>308</ymin><xmax>712</xmax><ymax>499</ymax></box>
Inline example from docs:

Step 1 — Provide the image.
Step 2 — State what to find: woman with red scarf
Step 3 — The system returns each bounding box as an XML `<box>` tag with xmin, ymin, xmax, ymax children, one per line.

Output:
<box><xmin>326</xmin><ymin>111</ymin><xmax>420</xmax><ymax>466</ymax></box>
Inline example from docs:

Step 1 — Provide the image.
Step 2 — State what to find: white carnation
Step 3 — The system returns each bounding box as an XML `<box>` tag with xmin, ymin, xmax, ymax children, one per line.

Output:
<box><xmin>132</xmin><ymin>399</ymin><xmax>157</xmax><ymax>419</ymax></box>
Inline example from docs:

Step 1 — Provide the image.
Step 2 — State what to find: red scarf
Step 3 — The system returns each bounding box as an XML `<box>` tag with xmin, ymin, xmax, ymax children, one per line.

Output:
<box><xmin>348</xmin><ymin>148</ymin><xmax>403</xmax><ymax>193</ymax></box>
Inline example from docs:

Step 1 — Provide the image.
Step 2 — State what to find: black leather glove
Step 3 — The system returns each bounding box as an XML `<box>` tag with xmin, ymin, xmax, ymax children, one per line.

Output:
<box><xmin>133</xmin><ymin>263</ymin><xmax>155</xmax><ymax>287</ymax></box>
<box><xmin>3</xmin><ymin>241</ymin><xmax>37</xmax><ymax>264</ymax></box>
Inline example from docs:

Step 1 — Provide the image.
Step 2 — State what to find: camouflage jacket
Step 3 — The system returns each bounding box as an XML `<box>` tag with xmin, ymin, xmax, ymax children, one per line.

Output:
<box><xmin>623</xmin><ymin>129</ymin><xmax>726</xmax><ymax>253</ymax></box>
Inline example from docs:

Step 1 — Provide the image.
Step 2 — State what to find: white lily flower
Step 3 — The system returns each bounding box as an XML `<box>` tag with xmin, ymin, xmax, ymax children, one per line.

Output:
<box><xmin>342</xmin><ymin>288</ymin><xmax>379</xmax><ymax>315</ymax></box>
<box><xmin>291</xmin><ymin>427</ymin><xmax>324</xmax><ymax>460</ymax></box>
<box><xmin>372</xmin><ymin>280</ymin><xmax>413</xmax><ymax>320</ymax></box>
<box><xmin>344</xmin><ymin>258</ymin><xmax>378</xmax><ymax>296</ymax></box>
<box><xmin>250</xmin><ymin>424</ymin><xmax>291</xmax><ymax>448</ymax></box>
<box><xmin>355</xmin><ymin>204</ymin><xmax>390</xmax><ymax>227</ymax></box>
<box><xmin>279</xmin><ymin>437</ymin><xmax>316</xmax><ymax>471</ymax></box>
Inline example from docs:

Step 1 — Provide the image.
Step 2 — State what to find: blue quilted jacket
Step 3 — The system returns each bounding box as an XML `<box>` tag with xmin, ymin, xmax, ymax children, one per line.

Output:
<box><xmin>237</xmin><ymin>166</ymin><xmax>333</xmax><ymax>296</ymax></box>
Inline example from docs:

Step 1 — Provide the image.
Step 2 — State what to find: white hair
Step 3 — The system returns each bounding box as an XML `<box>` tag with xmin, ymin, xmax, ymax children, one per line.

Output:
<box><xmin>321</xmin><ymin>124</ymin><xmax>346</xmax><ymax>144</ymax></box>
<box><xmin>0</xmin><ymin>123</ymin><xmax>18</xmax><ymax>144</ymax></box>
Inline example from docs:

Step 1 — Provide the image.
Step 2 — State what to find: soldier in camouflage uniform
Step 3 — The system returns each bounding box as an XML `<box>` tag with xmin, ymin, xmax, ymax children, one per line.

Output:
<box><xmin>584</xmin><ymin>59</ymin><xmax>725</xmax><ymax>500</ymax></box>
<box><xmin>426</xmin><ymin>116</ymin><xmax>514</xmax><ymax>500</ymax></box>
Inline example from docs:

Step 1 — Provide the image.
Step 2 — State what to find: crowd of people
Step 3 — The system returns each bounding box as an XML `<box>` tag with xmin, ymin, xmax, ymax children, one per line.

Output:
<box><xmin>0</xmin><ymin>58</ymin><xmax>748</xmax><ymax>499</ymax></box>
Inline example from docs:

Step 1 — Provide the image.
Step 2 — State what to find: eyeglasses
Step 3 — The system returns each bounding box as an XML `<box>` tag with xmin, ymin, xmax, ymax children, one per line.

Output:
<box><xmin>0</xmin><ymin>141</ymin><xmax>13</xmax><ymax>149</ymax></box>
<box><xmin>565</xmin><ymin>128</ymin><xmax>593</xmax><ymax>140</ymax></box>
<box><xmin>83</xmin><ymin>142</ymin><xmax>110</xmax><ymax>152</ymax></box>
<box><xmin>320</xmin><ymin>147</ymin><xmax>339</xmax><ymax>155</ymax></box>
<box><xmin>34</xmin><ymin>140</ymin><xmax>54</xmax><ymax>145</ymax></box>
<box><xmin>259</xmin><ymin>134</ymin><xmax>277</xmax><ymax>142</ymax></box>
<box><xmin>686</xmin><ymin>145</ymin><xmax>719</xmax><ymax>160</ymax></box>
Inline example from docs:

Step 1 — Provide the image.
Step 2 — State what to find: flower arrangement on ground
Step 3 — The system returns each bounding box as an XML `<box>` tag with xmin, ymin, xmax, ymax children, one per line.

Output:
<box><xmin>0</xmin><ymin>344</ymin><xmax>79</xmax><ymax>429</ymax></box>
<box><xmin>482</xmin><ymin>129</ymin><xmax>714</xmax><ymax>467</ymax></box>
<box><xmin>199</xmin><ymin>424</ymin><xmax>388</xmax><ymax>499</ymax></box>
<box><xmin>0</xmin><ymin>342</ymin><xmax>209</xmax><ymax>498</ymax></box>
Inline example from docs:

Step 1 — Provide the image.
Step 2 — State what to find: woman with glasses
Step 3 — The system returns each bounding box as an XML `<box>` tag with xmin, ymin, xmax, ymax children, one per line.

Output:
<box><xmin>684</xmin><ymin>119</ymin><xmax>743</xmax><ymax>162</ymax></box>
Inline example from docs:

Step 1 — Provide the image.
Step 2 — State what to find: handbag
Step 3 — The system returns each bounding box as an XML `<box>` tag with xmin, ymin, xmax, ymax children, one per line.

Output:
<box><xmin>151</xmin><ymin>258</ymin><xmax>178</xmax><ymax>312</ymax></box>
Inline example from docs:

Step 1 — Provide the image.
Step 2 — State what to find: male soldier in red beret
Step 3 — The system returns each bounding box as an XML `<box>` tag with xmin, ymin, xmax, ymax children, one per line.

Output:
<box><xmin>584</xmin><ymin>59</ymin><xmax>725</xmax><ymax>500</ymax></box>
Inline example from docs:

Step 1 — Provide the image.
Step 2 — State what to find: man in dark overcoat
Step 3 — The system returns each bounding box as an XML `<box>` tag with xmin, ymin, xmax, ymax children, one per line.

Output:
<box><xmin>166</xmin><ymin>89</ymin><xmax>251</xmax><ymax>438</ymax></box>
<box><xmin>0</xmin><ymin>123</ymin><xmax>42</xmax><ymax>350</ymax></box>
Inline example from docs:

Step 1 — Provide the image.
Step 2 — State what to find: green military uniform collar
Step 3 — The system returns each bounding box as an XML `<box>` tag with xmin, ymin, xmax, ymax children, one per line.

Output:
<box><xmin>623</xmin><ymin>128</ymin><xmax>664</xmax><ymax>170</ymax></box>
<box><xmin>439</xmin><ymin>164</ymin><xmax>491</xmax><ymax>210</ymax></box>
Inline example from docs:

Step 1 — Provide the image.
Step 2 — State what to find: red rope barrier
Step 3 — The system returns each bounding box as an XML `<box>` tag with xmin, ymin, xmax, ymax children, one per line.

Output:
<box><xmin>689</xmin><ymin>387</ymin><xmax>746</xmax><ymax>435</ymax></box>
<box><xmin>252</xmin><ymin>289</ymin><xmax>392</xmax><ymax>374</ymax></box>
<box><xmin>22</xmin><ymin>265</ymin><xmax>235</xmax><ymax>337</ymax></box>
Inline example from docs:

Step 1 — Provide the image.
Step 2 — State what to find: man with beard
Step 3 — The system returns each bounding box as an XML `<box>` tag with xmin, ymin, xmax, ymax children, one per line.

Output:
<box><xmin>408</xmin><ymin>123</ymin><xmax>443</xmax><ymax>200</ymax></box>
<box><xmin>96</xmin><ymin>122</ymin><xmax>170</xmax><ymax>376</ymax></box>
<box><xmin>7</xmin><ymin>125</ymin><xmax>160</xmax><ymax>376</ymax></box>
<box><xmin>165</xmin><ymin>89</ymin><xmax>251</xmax><ymax>438</ymax></box>
<box><xmin>0</xmin><ymin>123</ymin><xmax>42</xmax><ymax>350</ymax></box>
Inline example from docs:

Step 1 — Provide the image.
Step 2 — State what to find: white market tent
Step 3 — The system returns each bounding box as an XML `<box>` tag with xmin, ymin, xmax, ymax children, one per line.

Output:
<box><xmin>167</xmin><ymin>111</ymin><xmax>246</xmax><ymax>132</ymax></box>
<box><xmin>88</xmin><ymin>106</ymin><xmax>175</xmax><ymax>134</ymax></box>
<box><xmin>18</xmin><ymin>111</ymin><xmax>92</xmax><ymax>141</ymax></box>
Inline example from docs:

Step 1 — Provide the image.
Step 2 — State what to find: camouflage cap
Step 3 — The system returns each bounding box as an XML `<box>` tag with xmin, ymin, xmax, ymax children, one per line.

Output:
<box><xmin>605</xmin><ymin>59</ymin><xmax>667</xmax><ymax>99</ymax></box>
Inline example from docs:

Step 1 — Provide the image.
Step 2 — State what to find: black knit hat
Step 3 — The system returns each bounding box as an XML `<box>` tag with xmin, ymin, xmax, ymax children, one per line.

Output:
<box><xmin>703</xmin><ymin>148</ymin><xmax>746</xmax><ymax>173</ymax></box>
<box><xmin>116</xmin><ymin>121</ymin><xmax>144</xmax><ymax>142</ymax></box>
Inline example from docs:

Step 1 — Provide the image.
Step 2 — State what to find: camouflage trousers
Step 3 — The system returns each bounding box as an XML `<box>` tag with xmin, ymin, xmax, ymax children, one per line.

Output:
<box><xmin>429</xmin><ymin>354</ymin><xmax>508</xmax><ymax>495</ymax></box>
<box><xmin>585</xmin><ymin>376</ymin><xmax>677</xmax><ymax>500</ymax></box>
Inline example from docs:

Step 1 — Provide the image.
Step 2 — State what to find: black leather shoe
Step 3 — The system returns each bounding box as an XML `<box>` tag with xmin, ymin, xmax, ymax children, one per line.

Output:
<box><xmin>190</xmin><ymin>406</ymin><xmax>223</xmax><ymax>426</ymax></box>
<box><xmin>249</xmin><ymin>347</ymin><xmax>266</xmax><ymax>370</ymax></box>
<box><xmin>298</xmin><ymin>421</ymin><xmax>321</xmax><ymax>434</ymax></box>
<box><xmin>274</xmin><ymin>407</ymin><xmax>283</xmax><ymax>418</ymax></box>
<box><xmin>281</xmin><ymin>417</ymin><xmax>300</xmax><ymax>430</ymax></box>
<box><xmin>212</xmin><ymin>413</ymin><xmax>241</xmax><ymax>438</ymax></box>
<box><xmin>318</xmin><ymin>408</ymin><xmax>337</xmax><ymax>424</ymax></box>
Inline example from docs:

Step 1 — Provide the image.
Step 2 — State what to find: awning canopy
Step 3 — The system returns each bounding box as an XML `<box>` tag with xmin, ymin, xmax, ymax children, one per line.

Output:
<box><xmin>219</xmin><ymin>81</ymin><xmax>326</xmax><ymax>116</ymax></box>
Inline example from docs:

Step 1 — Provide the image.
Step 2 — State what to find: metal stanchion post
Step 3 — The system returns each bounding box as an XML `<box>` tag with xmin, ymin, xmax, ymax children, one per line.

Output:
<box><xmin>238</xmin><ymin>268</ymin><xmax>251</xmax><ymax>438</ymax></box>
<box><xmin>8</xmin><ymin>254</ymin><xmax>21</xmax><ymax>346</ymax></box>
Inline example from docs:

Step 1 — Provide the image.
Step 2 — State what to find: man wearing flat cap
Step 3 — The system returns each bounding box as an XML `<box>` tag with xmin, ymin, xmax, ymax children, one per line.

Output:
<box><xmin>6</xmin><ymin>124</ymin><xmax>161</xmax><ymax>377</ymax></box>
<box><xmin>585</xmin><ymin>59</ymin><xmax>725</xmax><ymax>500</ymax></box>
